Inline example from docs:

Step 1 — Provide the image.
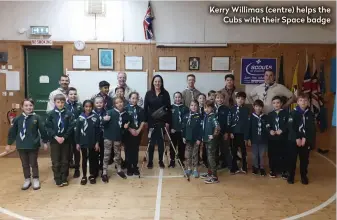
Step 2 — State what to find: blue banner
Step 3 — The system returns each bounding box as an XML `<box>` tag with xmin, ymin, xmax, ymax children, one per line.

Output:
<box><xmin>333</xmin><ymin>95</ymin><xmax>336</xmax><ymax>127</ymax></box>
<box><xmin>241</xmin><ymin>58</ymin><xmax>277</xmax><ymax>84</ymax></box>
<box><xmin>331</xmin><ymin>58</ymin><xmax>336</xmax><ymax>93</ymax></box>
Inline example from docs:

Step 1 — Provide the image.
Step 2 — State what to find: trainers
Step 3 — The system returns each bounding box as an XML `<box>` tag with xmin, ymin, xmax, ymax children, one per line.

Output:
<box><xmin>127</xmin><ymin>168</ymin><xmax>134</xmax><ymax>176</ymax></box>
<box><xmin>159</xmin><ymin>161</ymin><xmax>165</xmax><ymax>169</ymax></box>
<box><xmin>269</xmin><ymin>171</ymin><xmax>277</xmax><ymax>178</ymax></box>
<box><xmin>260</xmin><ymin>169</ymin><xmax>266</xmax><ymax>176</ymax></box>
<box><xmin>73</xmin><ymin>169</ymin><xmax>80</xmax><ymax>178</ymax></box>
<box><xmin>147</xmin><ymin>162</ymin><xmax>153</xmax><ymax>169</ymax></box>
<box><xmin>193</xmin><ymin>170</ymin><xmax>199</xmax><ymax>178</ymax></box>
<box><xmin>199</xmin><ymin>173</ymin><xmax>209</xmax><ymax>179</ymax></box>
<box><xmin>89</xmin><ymin>176</ymin><xmax>96</xmax><ymax>184</ymax></box>
<box><xmin>22</xmin><ymin>178</ymin><xmax>31</xmax><ymax>190</ymax></box>
<box><xmin>62</xmin><ymin>181</ymin><xmax>69</xmax><ymax>186</ymax></box>
<box><xmin>168</xmin><ymin>160</ymin><xmax>175</xmax><ymax>168</ymax></box>
<box><xmin>117</xmin><ymin>171</ymin><xmax>127</xmax><ymax>179</ymax></box>
<box><xmin>230</xmin><ymin>168</ymin><xmax>239</xmax><ymax>175</ymax></box>
<box><xmin>185</xmin><ymin>169</ymin><xmax>192</xmax><ymax>176</ymax></box>
<box><xmin>133</xmin><ymin>167</ymin><xmax>140</xmax><ymax>176</ymax></box>
<box><xmin>204</xmin><ymin>176</ymin><xmax>219</xmax><ymax>184</ymax></box>
<box><xmin>55</xmin><ymin>180</ymin><xmax>63</xmax><ymax>187</ymax></box>
<box><xmin>102</xmin><ymin>174</ymin><xmax>109</xmax><ymax>183</ymax></box>
<box><xmin>281</xmin><ymin>172</ymin><xmax>288</xmax><ymax>180</ymax></box>
<box><xmin>241</xmin><ymin>167</ymin><xmax>248</xmax><ymax>174</ymax></box>
<box><xmin>81</xmin><ymin>177</ymin><xmax>87</xmax><ymax>185</ymax></box>
<box><xmin>301</xmin><ymin>176</ymin><xmax>309</xmax><ymax>185</ymax></box>
<box><xmin>252</xmin><ymin>166</ymin><xmax>259</xmax><ymax>175</ymax></box>
<box><xmin>32</xmin><ymin>178</ymin><xmax>40</xmax><ymax>190</ymax></box>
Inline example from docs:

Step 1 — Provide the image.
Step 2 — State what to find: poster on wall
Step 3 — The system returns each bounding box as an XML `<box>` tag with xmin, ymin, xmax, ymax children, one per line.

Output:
<box><xmin>241</xmin><ymin>58</ymin><xmax>277</xmax><ymax>84</ymax></box>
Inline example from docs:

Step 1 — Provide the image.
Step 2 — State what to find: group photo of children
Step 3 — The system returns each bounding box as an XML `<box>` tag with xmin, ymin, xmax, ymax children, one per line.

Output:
<box><xmin>5</xmin><ymin>69</ymin><xmax>316</xmax><ymax>190</ymax></box>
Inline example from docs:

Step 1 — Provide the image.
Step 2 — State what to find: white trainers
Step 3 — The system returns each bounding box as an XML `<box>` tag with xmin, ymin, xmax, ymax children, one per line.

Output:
<box><xmin>32</xmin><ymin>178</ymin><xmax>41</xmax><ymax>190</ymax></box>
<box><xmin>22</xmin><ymin>178</ymin><xmax>31</xmax><ymax>190</ymax></box>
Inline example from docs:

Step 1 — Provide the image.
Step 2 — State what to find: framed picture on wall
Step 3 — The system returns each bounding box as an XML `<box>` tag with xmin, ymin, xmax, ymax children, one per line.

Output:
<box><xmin>212</xmin><ymin>56</ymin><xmax>230</xmax><ymax>71</ymax></box>
<box><xmin>98</xmin><ymin>48</ymin><xmax>114</xmax><ymax>70</ymax></box>
<box><xmin>72</xmin><ymin>55</ymin><xmax>91</xmax><ymax>70</ymax></box>
<box><xmin>159</xmin><ymin>56</ymin><xmax>177</xmax><ymax>71</ymax></box>
<box><xmin>189</xmin><ymin>57</ymin><xmax>200</xmax><ymax>70</ymax></box>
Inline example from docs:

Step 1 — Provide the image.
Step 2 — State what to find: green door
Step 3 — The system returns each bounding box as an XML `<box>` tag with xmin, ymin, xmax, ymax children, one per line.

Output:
<box><xmin>25</xmin><ymin>47</ymin><xmax>63</xmax><ymax>118</ymax></box>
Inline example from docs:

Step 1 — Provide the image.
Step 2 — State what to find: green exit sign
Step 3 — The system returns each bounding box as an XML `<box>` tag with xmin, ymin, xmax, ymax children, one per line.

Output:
<box><xmin>30</xmin><ymin>26</ymin><xmax>50</xmax><ymax>36</ymax></box>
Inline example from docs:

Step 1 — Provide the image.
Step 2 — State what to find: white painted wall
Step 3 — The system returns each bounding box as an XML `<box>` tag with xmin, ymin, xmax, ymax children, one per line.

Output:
<box><xmin>0</xmin><ymin>1</ymin><xmax>335</xmax><ymax>43</ymax></box>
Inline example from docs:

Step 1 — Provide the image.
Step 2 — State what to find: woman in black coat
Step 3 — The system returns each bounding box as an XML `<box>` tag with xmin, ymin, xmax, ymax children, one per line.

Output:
<box><xmin>144</xmin><ymin>75</ymin><xmax>171</xmax><ymax>169</ymax></box>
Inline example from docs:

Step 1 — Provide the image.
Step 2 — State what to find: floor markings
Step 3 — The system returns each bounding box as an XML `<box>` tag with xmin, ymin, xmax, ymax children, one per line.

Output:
<box><xmin>154</xmin><ymin>169</ymin><xmax>164</xmax><ymax>220</ymax></box>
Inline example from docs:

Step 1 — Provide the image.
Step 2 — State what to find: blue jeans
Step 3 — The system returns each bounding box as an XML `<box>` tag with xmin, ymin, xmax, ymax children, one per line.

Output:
<box><xmin>252</xmin><ymin>143</ymin><xmax>267</xmax><ymax>169</ymax></box>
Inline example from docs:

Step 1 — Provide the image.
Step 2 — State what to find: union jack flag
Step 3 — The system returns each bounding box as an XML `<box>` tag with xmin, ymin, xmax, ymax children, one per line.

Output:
<box><xmin>302</xmin><ymin>51</ymin><xmax>311</xmax><ymax>95</ymax></box>
<box><xmin>143</xmin><ymin>2</ymin><xmax>154</xmax><ymax>40</ymax></box>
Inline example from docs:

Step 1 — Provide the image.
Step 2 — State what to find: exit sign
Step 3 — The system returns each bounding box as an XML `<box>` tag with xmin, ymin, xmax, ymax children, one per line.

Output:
<box><xmin>30</xmin><ymin>26</ymin><xmax>50</xmax><ymax>36</ymax></box>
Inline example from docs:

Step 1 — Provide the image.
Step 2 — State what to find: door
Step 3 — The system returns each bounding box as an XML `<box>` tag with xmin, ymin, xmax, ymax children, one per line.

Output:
<box><xmin>25</xmin><ymin>47</ymin><xmax>63</xmax><ymax>118</ymax></box>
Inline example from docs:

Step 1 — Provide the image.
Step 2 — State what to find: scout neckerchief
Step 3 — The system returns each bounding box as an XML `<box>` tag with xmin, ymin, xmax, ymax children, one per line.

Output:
<box><xmin>232</xmin><ymin>105</ymin><xmax>241</xmax><ymax>127</ymax></box>
<box><xmin>263</xmin><ymin>83</ymin><xmax>275</xmax><ymax>102</ymax></box>
<box><xmin>273</xmin><ymin>109</ymin><xmax>283</xmax><ymax>131</ymax></box>
<box><xmin>187</xmin><ymin>111</ymin><xmax>197</xmax><ymax>125</ymax></box>
<box><xmin>129</xmin><ymin>104</ymin><xmax>138</xmax><ymax>127</ymax></box>
<box><xmin>54</xmin><ymin>108</ymin><xmax>65</xmax><ymax>133</ymax></box>
<box><xmin>225</xmin><ymin>86</ymin><xmax>235</xmax><ymax>106</ymax></box>
<box><xmin>173</xmin><ymin>103</ymin><xmax>183</xmax><ymax>124</ymax></box>
<box><xmin>215</xmin><ymin>104</ymin><xmax>223</xmax><ymax>119</ymax></box>
<box><xmin>66</xmin><ymin>100</ymin><xmax>77</xmax><ymax>113</ymax></box>
<box><xmin>114</xmin><ymin>108</ymin><xmax>126</xmax><ymax>128</ymax></box>
<box><xmin>20</xmin><ymin>112</ymin><xmax>35</xmax><ymax>140</ymax></box>
<box><xmin>79</xmin><ymin>112</ymin><xmax>95</xmax><ymax>136</ymax></box>
<box><xmin>185</xmin><ymin>87</ymin><xmax>196</xmax><ymax>101</ymax></box>
<box><xmin>252</xmin><ymin>113</ymin><xmax>264</xmax><ymax>136</ymax></box>
<box><xmin>295</xmin><ymin>106</ymin><xmax>309</xmax><ymax>135</ymax></box>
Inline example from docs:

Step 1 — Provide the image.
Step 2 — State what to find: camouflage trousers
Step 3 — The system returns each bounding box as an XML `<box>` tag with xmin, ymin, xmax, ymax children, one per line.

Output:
<box><xmin>185</xmin><ymin>141</ymin><xmax>199</xmax><ymax>169</ymax></box>
<box><xmin>205</xmin><ymin>140</ymin><xmax>217</xmax><ymax>177</ymax></box>
<box><xmin>103</xmin><ymin>139</ymin><xmax>122</xmax><ymax>175</ymax></box>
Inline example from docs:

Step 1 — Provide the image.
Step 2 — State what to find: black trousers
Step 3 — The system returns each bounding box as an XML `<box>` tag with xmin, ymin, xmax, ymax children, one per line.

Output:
<box><xmin>51</xmin><ymin>143</ymin><xmax>69</xmax><ymax>182</ymax></box>
<box><xmin>69</xmin><ymin>134</ymin><xmax>80</xmax><ymax>170</ymax></box>
<box><xmin>124</xmin><ymin>133</ymin><xmax>141</xmax><ymax>168</ymax></box>
<box><xmin>98</xmin><ymin>132</ymin><xmax>104</xmax><ymax>170</ymax></box>
<box><xmin>170</xmin><ymin>131</ymin><xmax>185</xmax><ymax>162</ymax></box>
<box><xmin>148</xmin><ymin>126</ymin><xmax>165</xmax><ymax>163</ymax></box>
<box><xmin>81</xmin><ymin>147</ymin><xmax>99</xmax><ymax>178</ymax></box>
<box><xmin>288</xmin><ymin>142</ymin><xmax>310</xmax><ymax>179</ymax></box>
<box><xmin>268</xmin><ymin>139</ymin><xmax>287</xmax><ymax>173</ymax></box>
<box><xmin>231</xmin><ymin>134</ymin><xmax>247</xmax><ymax>170</ymax></box>
<box><xmin>18</xmin><ymin>149</ymin><xmax>39</xmax><ymax>179</ymax></box>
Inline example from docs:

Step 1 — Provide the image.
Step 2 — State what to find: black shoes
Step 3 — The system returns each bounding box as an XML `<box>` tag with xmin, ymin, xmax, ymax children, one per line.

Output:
<box><xmin>73</xmin><ymin>169</ymin><xmax>80</xmax><ymax>178</ymax></box>
<box><xmin>127</xmin><ymin>168</ymin><xmax>134</xmax><ymax>176</ymax></box>
<box><xmin>133</xmin><ymin>167</ymin><xmax>140</xmax><ymax>176</ymax></box>
<box><xmin>117</xmin><ymin>171</ymin><xmax>127</xmax><ymax>179</ymax></box>
<box><xmin>301</xmin><ymin>176</ymin><xmax>309</xmax><ymax>185</ymax></box>
<box><xmin>147</xmin><ymin>162</ymin><xmax>153</xmax><ymax>169</ymax></box>
<box><xmin>281</xmin><ymin>172</ymin><xmax>288</xmax><ymax>180</ymax></box>
<box><xmin>159</xmin><ymin>161</ymin><xmax>165</xmax><ymax>168</ymax></box>
<box><xmin>252</xmin><ymin>166</ymin><xmax>259</xmax><ymax>175</ymax></box>
<box><xmin>260</xmin><ymin>169</ymin><xmax>266</xmax><ymax>177</ymax></box>
<box><xmin>287</xmin><ymin>176</ymin><xmax>294</xmax><ymax>184</ymax></box>
<box><xmin>269</xmin><ymin>171</ymin><xmax>277</xmax><ymax>178</ymax></box>
<box><xmin>89</xmin><ymin>176</ymin><xmax>96</xmax><ymax>184</ymax></box>
<box><xmin>168</xmin><ymin>160</ymin><xmax>175</xmax><ymax>168</ymax></box>
<box><xmin>318</xmin><ymin>148</ymin><xmax>329</xmax><ymax>154</ymax></box>
<box><xmin>81</xmin><ymin>177</ymin><xmax>87</xmax><ymax>185</ymax></box>
<box><xmin>102</xmin><ymin>174</ymin><xmax>109</xmax><ymax>183</ymax></box>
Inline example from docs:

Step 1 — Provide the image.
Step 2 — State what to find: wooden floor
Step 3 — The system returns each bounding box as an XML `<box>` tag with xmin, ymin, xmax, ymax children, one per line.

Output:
<box><xmin>0</xmin><ymin>147</ymin><xmax>335</xmax><ymax>220</ymax></box>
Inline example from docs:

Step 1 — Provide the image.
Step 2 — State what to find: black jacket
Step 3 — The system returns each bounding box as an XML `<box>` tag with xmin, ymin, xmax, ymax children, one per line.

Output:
<box><xmin>228</xmin><ymin>105</ymin><xmax>250</xmax><ymax>134</ymax></box>
<box><xmin>268</xmin><ymin>109</ymin><xmax>288</xmax><ymax>140</ymax></box>
<box><xmin>75</xmin><ymin>113</ymin><xmax>100</xmax><ymax>147</ymax></box>
<box><xmin>288</xmin><ymin>108</ymin><xmax>316</xmax><ymax>147</ymax></box>
<box><xmin>144</xmin><ymin>89</ymin><xmax>171</xmax><ymax>128</ymax></box>
<box><xmin>45</xmin><ymin>108</ymin><xmax>75</xmax><ymax>142</ymax></box>
<box><xmin>182</xmin><ymin>112</ymin><xmax>202</xmax><ymax>142</ymax></box>
<box><xmin>103</xmin><ymin>108</ymin><xmax>131</xmax><ymax>141</ymax></box>
<box><xmin>215</xmin><ymin>104</ymin><xmax>230</xmax><ymax>134</ymax></box>
<box><xmin>246</xmin><ymin>113</ymin><xmax>269</xmax><ymax>144</ymax></box>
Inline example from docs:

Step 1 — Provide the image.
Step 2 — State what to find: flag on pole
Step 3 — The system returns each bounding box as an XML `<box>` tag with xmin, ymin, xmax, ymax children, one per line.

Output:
<box><xmin>310</xmin><ymin>57</ymin><xmax>322</xmax><ymax>119</ymax></box>
<box><xmin>290</xmin><ymin>58</ymin><xmax>299</xmax><ymax>110</ymax></box>
<box><xmin>319</xmin><ymin>61</ymin><xmax>326</xmax><ymax>95</ymax></box>
<box><xmin>302</xmin><ymin>51</ymin><xmax>311</xmax><ymax>95</ymax></box>
<box><xmin>143</xmin><ymin>1</ymin><xmax>154</xmax><ymax>40</ymax></box>
<box><xmin>318</xmin><ymin>61</ymin><xmax>328</xmax><ymax>132</ymax></box>
<box><xmin>278</xmin><ymin>55</ymin><xmax>284</xmax><ymax>85</ymax></box>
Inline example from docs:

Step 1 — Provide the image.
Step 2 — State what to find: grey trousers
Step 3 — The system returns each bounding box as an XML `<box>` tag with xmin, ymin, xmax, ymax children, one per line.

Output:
<box><xmin>252</xmin><ymin>143</ymin><xmax>267</xmax><ymax>169</ymax></box>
